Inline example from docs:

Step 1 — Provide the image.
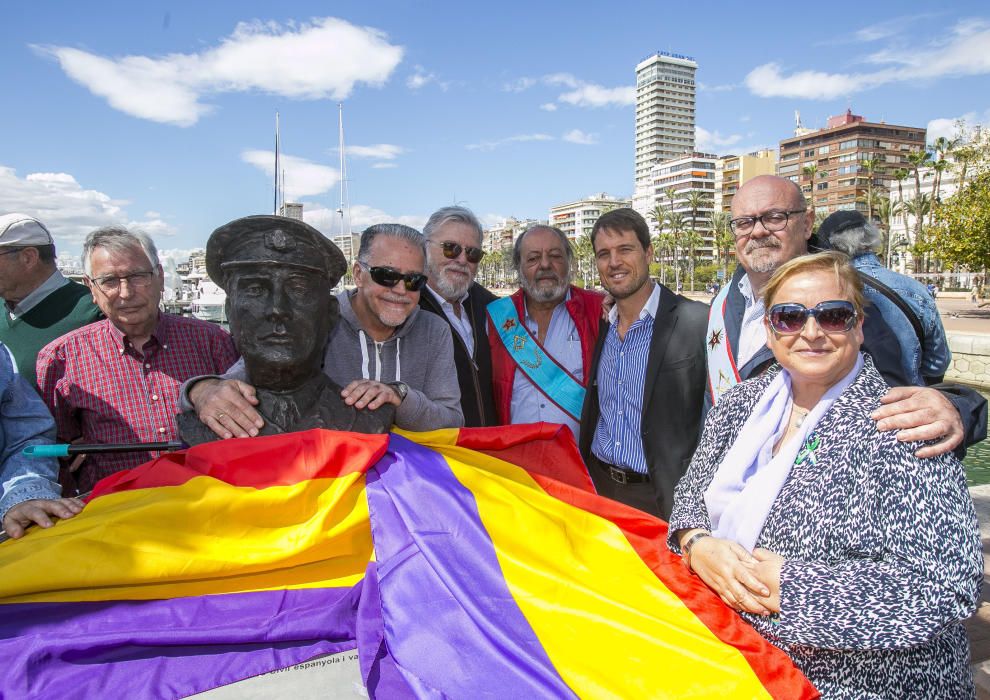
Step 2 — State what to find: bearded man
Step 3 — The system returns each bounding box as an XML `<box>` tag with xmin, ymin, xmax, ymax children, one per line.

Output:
<box><xmin>486</xmin><ymin>225</ymin><xmax>603</xmax><ymax>443</ymax></box>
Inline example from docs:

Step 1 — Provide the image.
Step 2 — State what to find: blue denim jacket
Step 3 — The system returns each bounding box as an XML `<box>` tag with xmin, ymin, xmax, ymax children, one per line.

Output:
<box><xmin>853</xmin><ymin>253</ymin><xmax>951</xmax><ymax>385</ymax></box>
<box><xmin>0</xmin><ymin>342</ymin><xmax>60</xmax><ymax>520</ymax></box>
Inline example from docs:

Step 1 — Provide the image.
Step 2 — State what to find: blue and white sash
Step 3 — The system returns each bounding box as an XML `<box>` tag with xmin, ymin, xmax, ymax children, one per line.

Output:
<box><xmin>706</xmin><ymin>284</ymin><xmax>741</xmax><ymax>406</ymax></box>
<box><xmin>487</xmin><ymin>296</ymin><xmax>585</xmax><ymax>421</ymax></box>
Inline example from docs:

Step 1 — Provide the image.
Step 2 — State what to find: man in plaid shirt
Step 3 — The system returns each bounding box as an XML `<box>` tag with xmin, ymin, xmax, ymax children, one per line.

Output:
<box><xmin>37</xmin><ymin>227</ymin><xmax>238</xmax><ymax>493</ymax></box>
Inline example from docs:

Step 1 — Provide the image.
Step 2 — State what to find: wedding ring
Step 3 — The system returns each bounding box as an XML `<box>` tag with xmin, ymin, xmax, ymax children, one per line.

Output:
<box><xmin>216</xmin><ymin>412</ymin><xmax>227</xmax><ymax>420</ymax></box>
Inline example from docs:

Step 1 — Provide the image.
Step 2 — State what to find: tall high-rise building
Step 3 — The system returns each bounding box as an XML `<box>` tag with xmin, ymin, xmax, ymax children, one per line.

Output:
<box><xmin>634</xmin><ymin>52</ymin><xmax>697</xmax><ymax>190</ymax></box>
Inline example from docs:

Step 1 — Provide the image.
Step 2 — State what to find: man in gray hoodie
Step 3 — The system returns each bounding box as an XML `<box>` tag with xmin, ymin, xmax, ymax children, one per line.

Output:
<box><xmin>186</xmin><ymin>224</ymin><xmax>464</xmax><ymax>435</ymax></box>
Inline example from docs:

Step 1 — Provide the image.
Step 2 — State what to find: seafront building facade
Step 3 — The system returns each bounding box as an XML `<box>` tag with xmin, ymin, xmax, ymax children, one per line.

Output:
<box><xmin>483</xmin><ymin>217</ymin><xmax>544</xmax><ymax>253</ymax></box>
<box><xmin>634</xmin><ymin>52</ymin><xmax>697</xmax><ymax>194</ymax></box>
<box><xmin>548</xmin><ymin>194</ymin><xmax>630</xmax><ymax>241</ymax></box>
<box><xmin>777</xmin><ymin>110</ymin><xmax>926</xmax><ymax>216</ymax></box>
<box><xmin>714</xmin><ymin>149</ymin><xmax>778</xmax><ymax>212</ymax></box>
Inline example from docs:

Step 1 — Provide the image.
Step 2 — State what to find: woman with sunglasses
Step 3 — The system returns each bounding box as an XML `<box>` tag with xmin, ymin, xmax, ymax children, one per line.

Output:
<box><xmin>668</xmin><ymin>252</ymin><xmax>981</xmax><ymax>698</ymax></box>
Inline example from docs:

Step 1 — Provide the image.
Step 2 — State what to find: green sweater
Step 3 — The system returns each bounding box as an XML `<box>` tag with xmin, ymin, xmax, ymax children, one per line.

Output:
<box><xmin>0</xmin><ymin>281</ymin><xmax>102</xmax><ymax>391</ymax></box>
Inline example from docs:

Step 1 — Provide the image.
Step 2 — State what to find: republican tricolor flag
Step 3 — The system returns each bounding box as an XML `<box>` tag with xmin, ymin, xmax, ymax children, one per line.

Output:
<box><xmin>0</xmin><ymin>426</ymin><xmax>816</xmax><ymax>699</ymax></box>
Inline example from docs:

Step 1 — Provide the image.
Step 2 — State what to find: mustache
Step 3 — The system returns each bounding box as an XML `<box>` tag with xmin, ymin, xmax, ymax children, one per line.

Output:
<box><xmin>744</xmin><ymin>238</ymin><xmax>782</xmax><ymax>253</ymax></box>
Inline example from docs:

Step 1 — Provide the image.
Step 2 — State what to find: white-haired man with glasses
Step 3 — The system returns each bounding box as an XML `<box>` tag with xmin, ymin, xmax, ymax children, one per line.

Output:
<box><xmin>185</xmin><ymin>223</ymin><xmax>464</xmax><ymax>434</ymax></box>
<box><xmin>419</xmin><ymin>206</ymin><xmax>498</xmax><ymax>427</ymax></box>
<box><xmin>36</xmin><ymin>226</ymin><xmax>238</xmax><ymax>492</ymax></box>
<box><xmin>706</xmin><ymin>175</ymin><xmax>986</xmax><ymax>459</ymax></box>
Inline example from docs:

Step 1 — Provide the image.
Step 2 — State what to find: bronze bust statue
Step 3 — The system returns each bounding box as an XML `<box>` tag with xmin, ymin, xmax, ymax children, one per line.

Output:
<box><xmin>177</xmin><ymin>215</ymin><xmax>393</xmax><ymax>444</ymax></box>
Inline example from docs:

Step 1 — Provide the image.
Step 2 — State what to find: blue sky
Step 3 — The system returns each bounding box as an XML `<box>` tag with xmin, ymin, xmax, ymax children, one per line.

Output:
<box><xmin>2</xmin><ymin>1</ymin><xmax>988</xmax><ymax>261</ymax></box>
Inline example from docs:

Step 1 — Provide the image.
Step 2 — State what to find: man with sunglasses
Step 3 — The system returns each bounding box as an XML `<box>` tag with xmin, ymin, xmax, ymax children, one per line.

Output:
<box><xmin>419</xmin><ymin>206</ymin><xmax>498</xmax><ymax>427</ymax></box>
<box><xmin>185</xmin><ymin>223</ymin><xmax>463</xmax><ymax>435</ymax></box>
<box><xmin>707</xmin><ymin>175</ymin><xmax>986</xmax><ymax>458</ymax></box>
<box><xmin>0</xmin><ymin>213</ymin><xmax>102</xmax><ymax>393</ymax></box>
<box><xmin>36</xmin><ymin>227</ymin><xmax>238</xmax><ymax>492</ymax></box>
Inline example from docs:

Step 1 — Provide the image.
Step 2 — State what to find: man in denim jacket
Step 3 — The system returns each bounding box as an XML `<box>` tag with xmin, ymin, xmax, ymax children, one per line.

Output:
<box><xmin>818</xmin><ymin>210</ymin><xmax>950</xmax><ymax>386</ymax></box>
<box><xmin>0</xmin><ymin>341</ymin><xmax>83</xmax><ymax>539</ymax></box>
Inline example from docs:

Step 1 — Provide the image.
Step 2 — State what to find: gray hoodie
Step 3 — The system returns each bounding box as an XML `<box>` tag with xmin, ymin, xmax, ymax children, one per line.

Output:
<box><xmin>329</xmin><ymin>290</ymin><xmax>463</xmax><ymax>431</ymax></box>
<box><xmin>187</xmin><ymin>290</ymin><xmax>464</xmax><ymax>432</ymax></box>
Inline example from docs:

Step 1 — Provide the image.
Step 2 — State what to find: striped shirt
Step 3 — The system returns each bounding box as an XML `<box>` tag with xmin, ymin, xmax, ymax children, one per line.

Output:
<box><xmin>591</xmin><ymin>283</ymin><xmax>660</xmax><ymax>474</ymax></box>
<box><xmin>37</xmin><ymin>313</ymin><xmax>238</xmax><ymax>491</ymax></box>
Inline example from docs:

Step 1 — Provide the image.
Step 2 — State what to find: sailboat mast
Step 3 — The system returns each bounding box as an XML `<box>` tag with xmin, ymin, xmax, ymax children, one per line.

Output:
<box><xmin>337</xmin><ymin>103</ymin><xmax>346</xmax><ymax>237</ymax></box>
<box><xmin>274</xmin><ymin>111</ymin><xmax>281</xmax><ymax>215</ymax></box>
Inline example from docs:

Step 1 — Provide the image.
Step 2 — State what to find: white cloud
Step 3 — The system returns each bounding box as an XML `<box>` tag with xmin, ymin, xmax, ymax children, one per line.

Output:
<box><xmin>465</xmin><ymin>133</ymin><xmax>554</xmax><ymax>152</ymax></box>
<box><xmin>695</xmin><ymin>126</ymin><xmax>742</xmax><ymax>152</ymax></box>
<box><xmin>346</xmin><ymin>144</ymin><xmax>405</xmax><ymax>160</ymax></box>
<box><xmin>371</xmin><ymin>163</ymin><xmax>398</xmax><ymax>169</ymax></box>
<box><xmin>35</xmin><ymin>18</ymin><xmax>403</xmax><ymax>126</ymax></box>
<box><xmin>926</xmin><ymin>109</ymin><xmax>990</xmax><ymax>142</ymax></box>
<box><xmin>562</xmin><ymin>129</ymin><xmax>598</xmax><ymax>145</ymax></box>
<box><xmin>852</xmin><ymin>14</ymin><xmax>936</xmax><ymax>43</ymax></box>
<box><xmin>539</xmin><ymin>102</ymin><xmax>558</xmax><ymax>112</ymax></box>
<box><xmin>241</xmin><ymin>150</ymin><xmax>339</xmax><ymax>200</ymax></box>
<box><xmin>407</xmin><ymin>65</ymin><xmax>448</xmax><ymax>91</ymax></box>
<box><xmin>304</xmin><ymin>204</ymin><xmax>426</xmax><ymax>235</ymax></box>
<box><xmin>745</xmin><ymin>18</ymin><xmax>990</xmax><ymax>100</ymax></box>
<box><xmin>542</xmin><ymin>72</ymin><xmax>634</xmax><ymax>106</ymax></box>
<box><xmin>0</xmin><ymin>165</ymin><xmax>174</xmax><ymax>247</ymax></box>
<box><xmin>503</xmin><ymin>77</ymin><xmax>536</xmax><ymax>92</ymax></box>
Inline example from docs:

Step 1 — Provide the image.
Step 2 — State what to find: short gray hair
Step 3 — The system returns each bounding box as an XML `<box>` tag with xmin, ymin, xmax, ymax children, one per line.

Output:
<box><xmin>512</xmin><ymin>225</ymin><xmax>574</xmax><ymax>271</ymax></box>
<box><xmin>357</xmin><ymin>223</ymin><xmax>426</xmax><ymax>264</ymax></box>
<box><xmin>423</xmin><ymin>206</ymin><xmax>483</xmax><ymax>246</ymax></box>
<box><xmin>828</xmin><ymin>220</ymin><xmax>884</xmax><ymax>257</ymax></box>
<box><xmin>82</xmin><ymin>226</ymin><xmax>160</xmax><ymax>277</ymax></box>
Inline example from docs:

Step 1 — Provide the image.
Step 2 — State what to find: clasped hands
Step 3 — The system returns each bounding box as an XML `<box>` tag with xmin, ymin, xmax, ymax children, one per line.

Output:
<box><xmin>680</xmin><ymin>529</ymin><xmax>784</xmax><ymax>616</ymax></box>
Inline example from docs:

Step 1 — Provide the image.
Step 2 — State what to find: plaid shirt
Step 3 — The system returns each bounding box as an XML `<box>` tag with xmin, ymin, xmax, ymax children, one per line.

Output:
<box><xmin>37</xmin><ymin>313</ymin><xmax>238</xmax><ymax>491</ymax></box>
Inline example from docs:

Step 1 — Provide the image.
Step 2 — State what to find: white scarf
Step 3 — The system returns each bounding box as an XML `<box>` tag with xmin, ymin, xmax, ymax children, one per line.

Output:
<box><xmin>704</xmin><ymin>353</ymin><xmax>864</xmax><ymax>551</ymax></box>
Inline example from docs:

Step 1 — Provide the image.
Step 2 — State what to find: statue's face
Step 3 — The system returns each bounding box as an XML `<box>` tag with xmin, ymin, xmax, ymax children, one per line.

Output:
<box><xmin>226</xmin><ymin>265</ymin><xmax>333</xmax><ymax>389</ymax></box>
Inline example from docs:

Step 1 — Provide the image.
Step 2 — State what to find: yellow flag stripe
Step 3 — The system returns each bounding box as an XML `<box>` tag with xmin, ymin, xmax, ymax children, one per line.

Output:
<box><xmin>0</xmin><ymin>473</ymin><xmax>372</xmax><ymax>604</ymax></box>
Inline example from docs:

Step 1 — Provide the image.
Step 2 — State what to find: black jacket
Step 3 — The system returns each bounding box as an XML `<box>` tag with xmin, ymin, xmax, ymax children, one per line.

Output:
<box><xmin>579</xmin><ymin>284</ymin><xmax>709</xmax><ymax>518</ymax></box>
<box><xmin>419</xmin><ymin>283</ymin><xmax>498</xmax><ymax>427</ymax></box>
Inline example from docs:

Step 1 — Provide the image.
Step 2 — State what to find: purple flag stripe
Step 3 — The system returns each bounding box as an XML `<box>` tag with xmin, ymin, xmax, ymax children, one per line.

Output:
<box><xmin>366</xmin><ymin>434</ymin><xmax>576</xmax><ymax>698</ymax></box>
<box><xmin>0</xmin><ymin>585</ymin><xmax>365</xmax><ymax>699</ymax></box>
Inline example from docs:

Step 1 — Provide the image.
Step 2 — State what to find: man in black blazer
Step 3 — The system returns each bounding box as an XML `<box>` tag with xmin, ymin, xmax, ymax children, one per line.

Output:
<box><xmin>418</xmin><ymin>206</ymin><xmax>498</xmax><ymax>427</ymax></box>
<box><xmin>579</xmin><ymin>209</ymin><xmax>708</xmax><ymax>518</ymax></box>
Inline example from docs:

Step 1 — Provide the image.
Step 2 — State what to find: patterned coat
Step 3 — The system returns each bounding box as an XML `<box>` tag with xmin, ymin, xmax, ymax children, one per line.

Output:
<box><xmin>668</xmin><ymin>354</ymin><xmax>982</xmax><ymax>699</ymax></box>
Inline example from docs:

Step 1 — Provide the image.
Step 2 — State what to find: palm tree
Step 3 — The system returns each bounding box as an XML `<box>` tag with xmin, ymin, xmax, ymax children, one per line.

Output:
<box><xmin>709</xmin><ymin>211</ymin><xmax>734</xmax><ymax>281</ymax></box>
<box><xmin>875</xmin><ymin>196</ymin><xmax>903</xmax><ymax>266</ymax></box>
<box><xmin>573</xmin><ymin>232</ymin><xmax>595</xmax><ymax>288</ymax></box>
<box><xmin>802</xmin><ymin>164</ymin><xmax>819</xmax><ymax>213</ymax></box>
<box><xmin>666</xmin><ymin>211</ymin><xmax>687</xmax><ymax>291</ymax></box>
<box><xmin>681</xmin><ymin>229</ymin><xmax>704</xmax><ymax>293</ymax></box>
<box><xmin>906</xmin><ymin>149</ymin><xmax>933</xmax><ymax>202</ymax></box>
<box><xmin>928</xmin><ymin>158</ymin><xmax>949</xmax><ymax>225</ymax></box>
<box><xmin>903</xmin><ymin>194</ymin><xmax>932</xmax><ymax>273</ymax></box>
<box><xmin>859</xmin><ymin>158</ymin><xmax>879</xmax><ymax>222</ymax></box>
<box><xmin>812</xmin><ymin>209</ymin><xmax>829</xmax><ymax>235</ymax></box>
<box><xmin>891</xmin><ymin>167</ymin><xmax>910</xmax><ymax>239</ymax></box>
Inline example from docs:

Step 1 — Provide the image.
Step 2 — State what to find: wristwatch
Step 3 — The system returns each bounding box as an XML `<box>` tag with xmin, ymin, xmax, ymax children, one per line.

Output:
<box><xmin>389</xmin><ymin>381</ymin><xmax>409</xmax><ymax>403</ymax></box>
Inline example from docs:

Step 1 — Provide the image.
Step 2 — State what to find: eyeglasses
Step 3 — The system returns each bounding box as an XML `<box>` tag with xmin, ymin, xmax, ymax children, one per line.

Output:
<box><xmin>88</xmin><ymin>270</ymin><xmax>156</xmax><ymax>294</ymax></box>
<box><xmin>359</xmin><ymin>263</ymin><xmax>427</xmax><ymax>292</ymax></box>
<box><xmin>0</xmin><ymin>249</ymin><xmax>23</xmax><ymax>257</ymax></box>
<box><xmin>766</xmin><ymin>300</ymin><xmax>858</xmax><ymax>335</ymax></box>
<box><xmin>430</xmin><ymin>240</ymin><xmax>485</xmax><ymax>264</ymax></box>
<box><xmin>730</xmin><ymin>209</ymin><xmax>806</xmax><ymax>237</ymax></box>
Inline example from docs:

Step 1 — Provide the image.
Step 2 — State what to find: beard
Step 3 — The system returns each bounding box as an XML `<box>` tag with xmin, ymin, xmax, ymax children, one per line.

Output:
<box><xmin>743</xmin><ymin>237</ymin><xmax>784</xmax><ymax>274</ymax></box>
<box><xmin>429</xmin><ymin>260</ymin><xmax>473</xmax><ymax>300</ymax></box>
<box><xmin>520</xmin><ymin>270</ymin><xmax>569</xmax><ymax>303</ymax></box>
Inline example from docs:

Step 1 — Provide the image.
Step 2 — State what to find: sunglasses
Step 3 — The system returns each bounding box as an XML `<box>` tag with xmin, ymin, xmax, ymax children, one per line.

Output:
<box><xmin>360</xmin><ymin>263</ymin><xmax>427</xmax><ymax>292</ymax></box>
<box><xmin>766</xmin><ymin>300</ymin><xmax>858</xmax><ymax>335</ymax></box>
<box><xmin>431</xmin><ymin>240</ymin><xmax>485</xmax><ymax>264</ymax></box>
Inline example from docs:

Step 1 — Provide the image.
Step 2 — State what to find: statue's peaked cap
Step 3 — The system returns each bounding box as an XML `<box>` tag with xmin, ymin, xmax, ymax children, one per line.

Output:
<box><xmin>206</xmin><ymin>215</ymin><xmax>346</xmax><ymax>289</ymax></box>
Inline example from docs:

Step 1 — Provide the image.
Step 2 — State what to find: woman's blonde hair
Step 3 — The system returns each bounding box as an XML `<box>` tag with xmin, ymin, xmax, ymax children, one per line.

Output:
<box><xmin>762</xmin><ymin>251</ymin><xmax>865</xmax><ymax>316</ymax></box>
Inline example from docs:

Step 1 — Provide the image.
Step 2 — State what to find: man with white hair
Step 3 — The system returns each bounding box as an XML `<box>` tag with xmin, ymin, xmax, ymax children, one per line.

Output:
<box><xmin>0</xmin><ymin>213</ymin><xmax>101</xmax><ymax>392</ymax></box>
<box><xmin>419</xmin><ymin>206</ymin><xmax>498</xmax><ymax>426</ymax></box>
<box><xmin>486</xmin><ymin>225</ymin><xmax>602</xmax><ymax>442</ymax></box>
<box><xmin>817</xmin><ymin>209</ymin><xmax>950</xmax><ymax>386</ymax></box>
<box><xmin>36</xmin><ymin>226</ymin><xmax>238</xmax><ymax>492</ymax></box>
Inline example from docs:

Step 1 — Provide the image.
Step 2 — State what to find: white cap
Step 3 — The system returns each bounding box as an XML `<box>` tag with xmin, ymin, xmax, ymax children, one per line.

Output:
<box><xmin>0</xmin><ymin>213</ymin><xmax>54</xmax><ymax>247</ymax></box>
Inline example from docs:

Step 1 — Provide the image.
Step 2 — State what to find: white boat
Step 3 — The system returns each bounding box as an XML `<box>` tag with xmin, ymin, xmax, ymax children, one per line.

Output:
<box><xmin>190</xmin><ymin>280</ymin><xmax>227</xmax><ymax>323</ymax></box>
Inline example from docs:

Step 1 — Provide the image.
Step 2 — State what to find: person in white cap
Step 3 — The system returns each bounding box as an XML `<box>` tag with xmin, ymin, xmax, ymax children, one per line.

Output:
<box><xmin>0</xmin><ymin>213</ymin><xmax>101</xmax><ymax>392</ymax></box>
